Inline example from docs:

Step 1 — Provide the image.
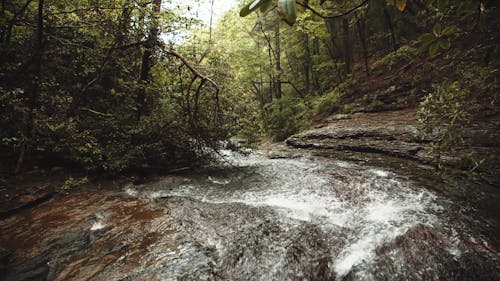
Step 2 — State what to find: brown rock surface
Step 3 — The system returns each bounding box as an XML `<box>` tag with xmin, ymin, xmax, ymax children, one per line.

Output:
<box><xmin>286</xmin><ymin>109</ymin><xmax>500</xmax><ymax>175</ymax></box>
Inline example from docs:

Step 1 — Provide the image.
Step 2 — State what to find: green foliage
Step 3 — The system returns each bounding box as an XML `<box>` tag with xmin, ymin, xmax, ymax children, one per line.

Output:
<box><xmin>0</xmin><ymin>0</ymin><xmax>225</xmax><ymax>175</ymax></box>
<box><xmin>235</xmin><ymin>125</ymin><xmax>262</xmax><ymax>147</ymax></box>
<box><xmin>417</xmin><ymin>23</ymin><xmax>456</xmax><ymax>57</ymax></box>
<box><xmin>418</xmin><ymin>82</ymin><xmax>468</xmax><ymax>168</ymax></box>
<box><xmin>312</xmin><ymin>89</ymin><xmax>341</xmax><ymax>117</ymax></box>
<box><xmin>229</xmin><ymin>92</ymin><xmax>264</xmax><ymax>146</ymax></box>
<box><xmin>266</xmin><ymin>98</ymin><xmax>308</xmax><ymax>141</ymax></box>
<box><xmin>372</xmin><ymin>45</ymin><xmax>416</xmax><ymax>70</ymax></box>
<box><xmin>0</xmin><ymin>88</ymin><xmax>27</xmax><ymax>159</ymax></box>
<box><xmin>0</xmin><ymin>0</ymin><xmax>495</xmax><ymax>180</ymax></box>
<box><xmin>456</xmin><ymin>63</ymin><xmax>498</xmax><ymax>98</ymax></box>
<box><xmin>342</xmin><ymin>103</ymin><xmax>355</xmax><ymax>114</ymax></box>
<box><xmin>370</xmin><ymin>99</ymin><xmax>384</xmax><ymax>110</ymax></box>
<box><xmin>62</xmin><ymin>177</ymin><xmax>89</xmax><ymax>191</ymax></box>
<box><xmin>311</xmin><ymin>77</ymin><xmax>357</xmax><ymax>117</ymax></box>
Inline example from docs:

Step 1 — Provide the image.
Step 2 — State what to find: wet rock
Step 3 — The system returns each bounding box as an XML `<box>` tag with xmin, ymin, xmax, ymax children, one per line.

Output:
<box><xmin>366</xmin><ymin>224</ymin><xmax>500</xmax><ymax>281</ymax></box>
<box><xmin>325</xmin><ymin>114</ymin><xmax>352</xmax><ymax>122</ymax></box>
<box><xmin>285</xmin><ymin>109</ymin><xmax>500</xmax><ymax>173</ymax></box>
<box><xmin>0</xmin><ymin>247</ymin><xmax>10</xmax><ymax>277</ymax></box>
<box><xmin>2</xmin><ymin>230</ymin><xmax>91</xmax><ymax>281</ymax></box>
<box><xmin>2</xmin><ymin>261</ymin><xmax>49</xmax><ymax>281</ymax></box>
<box><xmin>1</xmin><ymin>151</ymin><xmax>499</xmax><ymax>281</ymax></box>
<box><xmin>50</xmin><ymin>167</ymin><xmax>64</xmax><ymax>174</ymax></box>
<box><xmin>286</xmin><ymin>109</ymin><xmax>425</xmax><ymax>160</ymax></box>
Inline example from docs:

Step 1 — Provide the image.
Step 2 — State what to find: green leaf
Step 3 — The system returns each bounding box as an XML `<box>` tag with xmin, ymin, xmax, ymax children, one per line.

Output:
<box><xmin>433</xmin><ymin>23</ymin><xmax>442</xmax><ymax>37</ymax></box>
<box><xmin>439</xmin><ymin>39</ymin><xmax>451</xmax><ymax>50</ymax></box>
<box><xmin>429</xmin><ymin>41</ymin><xmax>440</xmax><ymax>57</ymax></box>
<box><xmin>441</xmin><ymin>25</ymin><xmax>456</xmax><ymax>36</ymax></box>
<box><xmin>278</xmin><ymin>0</ymin><xmax>297</xmax><ymax>26</ymax></box>
<box><xmin>416</xmin><ymin>44</ymin><xmax>429</xmax><ymax>55</ymax></box>
<box><xmin>418</xmin><ymin>33</ymin><xmax>436</xmax><ymax>44</ymax></box>
<box><xmin>240</xmin><ymin>0</ymin><xmax>265</xmax><ymax>17</ymax></box>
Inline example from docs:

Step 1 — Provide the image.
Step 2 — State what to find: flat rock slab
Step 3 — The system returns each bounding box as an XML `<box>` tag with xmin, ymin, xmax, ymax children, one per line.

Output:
<box><xmin>286</xmin><ymin>109</ymin><xmax>500</xmax><ymax>173</ymax></box>
<box><xmin>286</xmin><ymin>109</ymin><xmax>425</xmax><ymax>158</ymax></box>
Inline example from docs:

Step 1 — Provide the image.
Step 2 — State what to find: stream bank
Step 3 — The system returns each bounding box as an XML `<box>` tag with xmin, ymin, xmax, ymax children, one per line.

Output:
<box><xmin>285</xmin><ymin>108</ymin><xmax>500</xmax><ymax>184</ymax></box>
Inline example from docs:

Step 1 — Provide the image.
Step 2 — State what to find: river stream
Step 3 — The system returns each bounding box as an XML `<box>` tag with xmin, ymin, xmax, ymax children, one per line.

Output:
<box><xmin>0</xmin><ymin>149</ymin><xmax>499</xmax><ymax>280</ymax></box>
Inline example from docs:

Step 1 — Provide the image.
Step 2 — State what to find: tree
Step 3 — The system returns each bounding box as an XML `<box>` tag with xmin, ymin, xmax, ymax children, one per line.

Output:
<box><xmin>0</xmin><ymin>0</ymin><xmax>226</xmax><ymax>174</ymax></box>
<box><xmin>137</xmin><ymin>0</ymin><xmax>161</xmax><ymax>119</ymax></box>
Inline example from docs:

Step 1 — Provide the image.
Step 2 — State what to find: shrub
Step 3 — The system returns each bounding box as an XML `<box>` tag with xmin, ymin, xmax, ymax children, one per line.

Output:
<box><xmin>418</xmin><ymin>82</ymin><xmax>468</xmax><ymax>168</ymax></box>
<box><xmin>266</xmin><ymin>98</ymin><xmax>308</xmax><ymax>141</ymax></box>
<box><xmin>370</xmin><ymin>99</ymin><xmax>385</xmax><ymax>110</ymax></box>
<box><xmin>62</xmin><ymin>177</ymin><xmax>89</xmax><ymax>191</ymax></box>
<box><xmin>373</xmin><ymin>45</ymin><xmax>417</xmax><ymax>70</ymax></box>
<box><xmin>312</xmin><ymin>89</ymin><xmax>341</xmax><ymax>117</ymax></box>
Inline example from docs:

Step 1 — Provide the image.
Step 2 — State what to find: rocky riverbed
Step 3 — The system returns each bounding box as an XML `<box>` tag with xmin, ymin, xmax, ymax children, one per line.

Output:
<box><xmin>1</xmin><ymin>149</ymin><xmax>499</xmax><ymax>281</ymax></box>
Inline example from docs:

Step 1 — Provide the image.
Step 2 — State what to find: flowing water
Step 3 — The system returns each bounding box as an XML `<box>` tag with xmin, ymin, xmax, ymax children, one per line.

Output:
<box><xmin>0</xmin><ymin>150</ymin><xmax>499</xmax><ymax>280</ymax></box>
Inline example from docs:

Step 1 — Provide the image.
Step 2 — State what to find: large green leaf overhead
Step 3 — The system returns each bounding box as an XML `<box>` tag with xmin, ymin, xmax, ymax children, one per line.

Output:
<box><xmin>240</xmin><ymin>0</ymin><xmax>272</xmax><ymax>17</ymax></box>
<box><xmin>277</xmin><ymin>0</ymin><xmax>297</xmax><ymax>26</ymax></box>
<box><xmin>239</xmin><ymin>0</ymin><xmax>297</xmax><ymax>26</ymax></box>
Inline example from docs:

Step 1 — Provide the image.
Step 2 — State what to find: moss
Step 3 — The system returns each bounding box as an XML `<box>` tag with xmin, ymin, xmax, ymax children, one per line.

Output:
<box><xmin>372</xmin><ymin>45</ymin><xmax>417</xmax><ymax>70</ymax></box>
<box><xmin>370</xmin><ymin>99</ymin><xmax>385</xmax><ymax>110</ymax></box>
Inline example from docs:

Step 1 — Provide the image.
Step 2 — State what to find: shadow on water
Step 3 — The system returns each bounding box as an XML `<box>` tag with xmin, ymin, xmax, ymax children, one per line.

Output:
<box><xmin>0</xmin><ymin>149</ymin><xmax>499</xmax><ymax>280</ymax></box>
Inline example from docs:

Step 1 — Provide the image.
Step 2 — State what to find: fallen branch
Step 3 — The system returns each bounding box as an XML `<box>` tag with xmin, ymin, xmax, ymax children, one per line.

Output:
<box><xmin>164</xmin><ymin>49</ymin><xmax>220</xmax><ymax>95</ymax></box>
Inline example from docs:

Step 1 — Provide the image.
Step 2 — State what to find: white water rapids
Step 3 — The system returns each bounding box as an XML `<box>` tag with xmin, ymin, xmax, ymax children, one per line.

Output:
<box><xmin>122</xmin><ymin>150</ymin><xmax>478</xmax><ymax>280</ymax></box>
<box><xmin>2</xmin><ymin>149</ymin><xmax>498</xmax><ymax>281</ymax></box>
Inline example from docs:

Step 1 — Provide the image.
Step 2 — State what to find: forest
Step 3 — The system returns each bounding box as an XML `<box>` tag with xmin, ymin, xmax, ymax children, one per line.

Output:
<box><xmin>0</xmin><ymin>1</ymin><xmax>499</xmax><ymax>279</ymax></box>
<box><xmin>0</xmin><ymin>0</ymin><xmax>498</xmax><ymax>175</ymax></box>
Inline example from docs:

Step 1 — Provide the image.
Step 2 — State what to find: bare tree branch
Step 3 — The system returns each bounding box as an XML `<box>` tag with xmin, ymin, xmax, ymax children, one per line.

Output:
<box><xmin>5</xmin><ymin>0</ymin><xmax>35</xmax><ymax>44</ymax></box>
<box><xmin>79</xmin><ymin>107</ymin><xmax>113</xmax><ymax>118</ymax></box>
<box><xmin>164</xmin><ymin>49</ymin><xmax>220</xmax><ymax>95</ymax></box>
<box><xmin>296</xmin><ymin>0</ymin><xmax>368</xmax><ymax>19</ymax></box>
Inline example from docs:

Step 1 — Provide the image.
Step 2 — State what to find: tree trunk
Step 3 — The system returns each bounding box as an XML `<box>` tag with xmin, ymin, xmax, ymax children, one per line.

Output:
<box><xmin>16</xmin><ymin>0</ymin><xmax>43</xmax><ymax>173</ymax></box>
<box><xmin>383</xmin><ymin>6</ymin><xmax>397</xmax><ymax>52</ymax></box>
<box><xmin>256</xmin><ymin>36</ymin><xmax>268</xmax><ymax>131</ymax></box>
<box><xmin>260</xmin><ymin>23</ymin><xmax>274</xmax><ymax>104</ymax></box>
<box><xmin>117</xmin><ymin>0</ymin><xmax>132</xmax><ymax>45</ymax></box>
<box><xmin>137</xmin><ymin>0</ymin><xmax>161</xmax><ymax>119</ymax></box>
<box><xmin>274</xmin><ymin>19</ymin><xmax>282</xmax><ymax>99</ymax></box>
<box><xmin>303</xmin><ymin>33</ymin><xmax>311</xmax><ymax>94</ymax></box>
<box><xmin>357</xmin><ymin>18</ymin><xmax>370</xmax><ymax>76</ymax></box>
<box><xmin>325</xmin><ymin>18</ymin><xmax>339</xmax><ymax>59</ymax></box>
<box><xmin>342</xmin><ymin>17</ymin><xmax>351</xmax><ymax>74</ymax></box>
<box><xmin>33</xmin><ymin>0</ymin><xmax>44</xmax><ymax>122</ymax></box>
<box><xmin>318</xmin><ymin>38</ymin><xmax>340</xmax><ymax>83</ymax></box>
<box><xmin>312</xmin><ymin>37</ymin><xmax>321</xmax><ymax>91</ymax></box>
<box><xmin>0</xmin><ymin>0</ymin><xmax>5</xmax><ymax>42</ymax></box>
<box><xmin>5</xmin><ymin>0</ymin><xmax>34</xmax><ymax>45</ymax></box>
